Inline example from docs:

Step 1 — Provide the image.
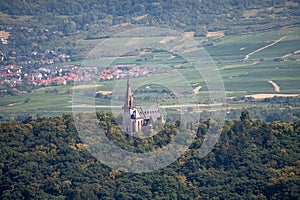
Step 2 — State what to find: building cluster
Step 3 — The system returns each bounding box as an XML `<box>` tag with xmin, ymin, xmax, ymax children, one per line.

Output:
<box><xmin>99</xmin><ymin>65</ymin><xmax>150</xmax><ymax>80</ymax></box>
<box><xmin>0</xmin><ymin>64</ymin><xmax>153</xmax><ymax>88</ymax></box>
<box><xmin>30</xmin><ymin>50</ymin><xmax>72</xmax><ymax>66</ymax></box>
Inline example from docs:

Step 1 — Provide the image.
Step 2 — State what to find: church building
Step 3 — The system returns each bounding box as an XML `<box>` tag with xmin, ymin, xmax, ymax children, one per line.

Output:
<box><xmin>123</xmin><ymin>77</ymin><xmax>165</xmax><ymax>136</ymax></box>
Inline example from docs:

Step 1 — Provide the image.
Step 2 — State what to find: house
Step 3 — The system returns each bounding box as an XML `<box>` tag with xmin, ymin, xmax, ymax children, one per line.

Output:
<box><xmin>0</xmin><ymin>31</ymin><xmax>10</xmax><ymax>44</ymax></box>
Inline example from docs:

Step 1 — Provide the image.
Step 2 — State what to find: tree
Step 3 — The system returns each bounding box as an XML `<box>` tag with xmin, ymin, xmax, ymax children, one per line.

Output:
<box><xmin>240</xmin><ymin>110</ymin><xmax>250</xmax><ymax>122</ymax></box>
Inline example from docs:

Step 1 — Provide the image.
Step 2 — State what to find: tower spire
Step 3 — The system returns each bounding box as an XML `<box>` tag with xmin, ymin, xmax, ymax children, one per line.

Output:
<box><xmin>124</xmin><ymin>76</ymin><xmax>134</xmax><ymax>109</ymax></box>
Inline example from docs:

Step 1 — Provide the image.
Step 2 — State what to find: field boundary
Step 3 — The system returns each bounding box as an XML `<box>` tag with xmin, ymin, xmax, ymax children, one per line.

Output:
<box><xmin>244</xmin><ymin>36</ymin><xmax>286</xmax><ymax>60</ymax></box>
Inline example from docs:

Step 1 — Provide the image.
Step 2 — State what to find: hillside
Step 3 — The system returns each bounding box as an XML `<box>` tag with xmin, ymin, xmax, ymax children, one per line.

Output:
<box><xmin>0</xmin><ymin>0</ymin><xmax>299</xmax><ymax>66</ymax></box>
<box><xmin>0</xmin><ymin>111</ymin><xmax>299</xmax><ymax>199</ymax></box>
<box><xmin>1</xmin><ymin>0</ymin><xmax>299</xmax><ymax>35</ymax></box>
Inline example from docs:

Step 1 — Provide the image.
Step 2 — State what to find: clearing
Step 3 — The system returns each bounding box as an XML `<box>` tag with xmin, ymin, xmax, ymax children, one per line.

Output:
<box><xmin>206</xmin><ymin>31</ymin><xmax>225</xmax><ymax>37</ymax></box>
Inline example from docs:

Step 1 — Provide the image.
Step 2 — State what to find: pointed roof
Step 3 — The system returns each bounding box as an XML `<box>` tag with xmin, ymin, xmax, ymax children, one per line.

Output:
<box><xmin>124</xmin><ymin>76</ymin><xmax>134</xmax><ymax>109</ymax></box>
<box><xmin>126</xmin><ymin>76</ymin><xmax>132</xmax><ymax>98</ymax></box>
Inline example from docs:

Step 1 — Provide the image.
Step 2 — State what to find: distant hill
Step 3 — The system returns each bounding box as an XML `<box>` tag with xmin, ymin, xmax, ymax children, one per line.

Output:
<box><xmin>1</xmin><ymin>0</ymin><xmax>299</xmax><ymax>36</ymax></box>
<box><xmin>0</xmin><ymin>0</ymin><xmax>299</xmax><ymax>69</ymax></box>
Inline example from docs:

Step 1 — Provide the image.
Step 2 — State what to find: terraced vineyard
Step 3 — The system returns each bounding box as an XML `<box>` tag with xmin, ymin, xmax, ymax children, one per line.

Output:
<box><xmin>1</xmin><ymin>25</ymin><xmax>300</xmax><ymax>120</ymax></box>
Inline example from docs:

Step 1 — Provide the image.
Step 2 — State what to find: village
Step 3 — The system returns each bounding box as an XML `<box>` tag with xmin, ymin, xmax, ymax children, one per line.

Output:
<box><xmin>0</xmin><ymin>64</ymin><xmax>153</xmax><ymax>91</ymax></box>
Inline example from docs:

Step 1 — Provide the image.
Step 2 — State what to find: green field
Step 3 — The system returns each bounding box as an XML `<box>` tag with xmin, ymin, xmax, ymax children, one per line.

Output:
<box><xmin>1</xmin><ymin>25</ymin><xmax>300</xmax><ymax>119</ymax></box>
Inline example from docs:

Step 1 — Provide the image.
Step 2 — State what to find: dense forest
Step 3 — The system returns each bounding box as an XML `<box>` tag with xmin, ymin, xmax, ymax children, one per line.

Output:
<box><xmin>0</xmin><ymin>111</ymin><xmax>299</xmax><ymax>199</ymax></box>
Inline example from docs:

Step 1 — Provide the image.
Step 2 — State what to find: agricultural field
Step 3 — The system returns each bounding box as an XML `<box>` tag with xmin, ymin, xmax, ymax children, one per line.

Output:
<box><xmin>1</xmin><ymin>25</ymin><xmax>300</xmax><ymax>120</ymax></box>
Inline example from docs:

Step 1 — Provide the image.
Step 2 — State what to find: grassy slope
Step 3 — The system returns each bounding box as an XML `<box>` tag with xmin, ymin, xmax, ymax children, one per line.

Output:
<box><xmin>206</xmin><ymin>25</ymin><xmax>300</xmax><ymax>95</ymax></box>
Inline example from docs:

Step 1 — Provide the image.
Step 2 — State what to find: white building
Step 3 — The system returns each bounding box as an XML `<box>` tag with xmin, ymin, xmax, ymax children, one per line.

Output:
<box><xmin>123</xmin><ymin>77</ymin><xmax>165</xmax><ymax>136</ymax></box>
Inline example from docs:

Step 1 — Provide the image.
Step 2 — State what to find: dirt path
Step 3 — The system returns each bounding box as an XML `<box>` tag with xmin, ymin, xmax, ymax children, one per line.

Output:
<box><xmin>245</xmin><ymin>94</ymin><xmax>299</xmax><ymax>99</ymax></box>
<box><xmin>160</xmin><ymin>36</ymin><xmax>177</xmax><ymax>44</ymax></box>
<box><xmin>69</xmin><ymin>104</ymin><xmax>120</xmax><ymax>108</ymax></box>
<box><xmin>96</xmin><ymin>90</ymin><xmax>112</xmax><ymax>95</ymax></box>
<box><xmin>125</xmin><ymin>37</ymin><xmax>143</xmax><ymax>46</ymax></box>
<box><xmin>193</xmin><ymin>86</ymin><xmax>202</xmax><ymax>94</ymax></box>
<box><xmin>7</xmin><ymin>101</ymin><xmax>23</xmax><ymax>107</ymax></box>
<box><xmin>73</xmin><ymin>84</ymin><xmax>102</xmax><ymax>89</ymax></box>
<box><xmin>268</xmin><ymin>80</ymin><xmax>280</xmax><ymax>92</ymax></box>
<box><xmin>244</xmin><ymin>36</ymin><xmax>286</xmax><ymax>60</ymax></box>
<box><xmin>281</xmin><ymin>49</ymin><xmax>300</xmax><ymax>58</ymax></box>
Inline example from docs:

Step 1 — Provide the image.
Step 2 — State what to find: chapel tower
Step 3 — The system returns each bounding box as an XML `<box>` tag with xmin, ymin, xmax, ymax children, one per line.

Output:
<box><xmin>123</xmin><ymin>76</ymin><xmax>164</xmax><ymax>136</ymax></box>
<box><xmin>123</xmin><ymin>77</ymin><xmax>133</xmax><ymax>135</ymax></box>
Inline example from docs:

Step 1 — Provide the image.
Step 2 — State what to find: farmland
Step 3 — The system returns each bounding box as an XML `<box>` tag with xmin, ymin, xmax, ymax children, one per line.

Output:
<box><xmin>1</xmin><ymin>25</ymin><xmax>300</xmax><ymax>121</ymax></box>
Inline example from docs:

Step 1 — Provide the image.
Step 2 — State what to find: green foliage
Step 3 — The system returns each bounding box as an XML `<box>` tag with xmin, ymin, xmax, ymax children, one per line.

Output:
<box><xmin>0</xmin><ymin>0</ymin><xmax>299</xmax><ymax>65</ymax></box>
<box><xmin>0</xmin><ymin>111</ymin><xmax>299</xmax><ymax>199</ymax></box>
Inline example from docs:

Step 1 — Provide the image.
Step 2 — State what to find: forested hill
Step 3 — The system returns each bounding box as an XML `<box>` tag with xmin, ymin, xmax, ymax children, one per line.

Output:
<box><xmin>0</xmin><ymin>0</ymin><xmax>299</xmax><ymax>66</ymax></box>
<box><xmin>1</xmin><ymin>111</ymin><xmax>299</xmax><ymax>199</ymax></box>
<box><xmin>1</xmin><ymin>0</ymin><xmax>299</xmax><ymax>36</ymax></box>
